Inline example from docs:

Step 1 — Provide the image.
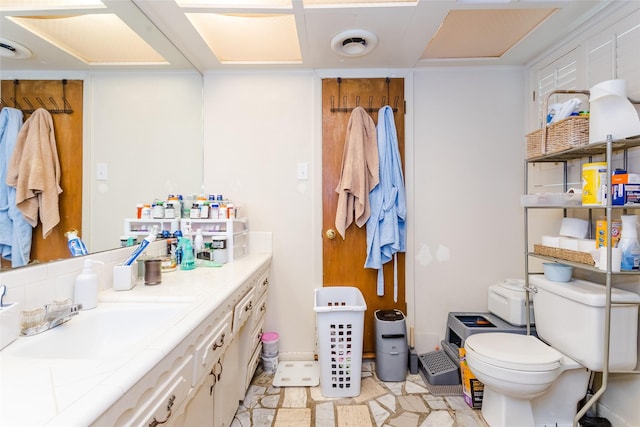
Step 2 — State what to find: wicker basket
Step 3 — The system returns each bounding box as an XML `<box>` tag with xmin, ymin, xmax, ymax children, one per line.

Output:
<box><xmin>526</xmin><ymin>116</ymin><xmax>589</xmax><ymax>159</ymax></box>
<box><xmin>533</xmin><ymin>244</ymin><xmax>595</xmax><ymax>266</ymax></box>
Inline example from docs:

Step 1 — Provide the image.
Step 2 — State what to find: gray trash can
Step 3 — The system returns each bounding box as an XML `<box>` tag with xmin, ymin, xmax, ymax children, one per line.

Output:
<box><xmin>375</xmin><ymin>309</ymin><xmax>408</xmax><ymax>382</ymax></box>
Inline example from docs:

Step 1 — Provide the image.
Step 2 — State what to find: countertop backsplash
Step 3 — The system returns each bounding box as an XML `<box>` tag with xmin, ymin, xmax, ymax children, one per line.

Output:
<box><xmin>0</xmin><ymin>231</ymin><xmax>272</xmax><ymax>312</ymax></box>
<box><xmin>0</xmin><ymin>240</ymin><xmax>168</xmax><ymax>311</ymax></box>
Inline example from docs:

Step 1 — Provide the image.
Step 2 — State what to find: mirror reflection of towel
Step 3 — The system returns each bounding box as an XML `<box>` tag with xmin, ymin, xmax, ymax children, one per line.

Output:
<box><xmin>6</xmin><ymin>108</ymin><xmax>62</xmax><ymax>238</ymax></box>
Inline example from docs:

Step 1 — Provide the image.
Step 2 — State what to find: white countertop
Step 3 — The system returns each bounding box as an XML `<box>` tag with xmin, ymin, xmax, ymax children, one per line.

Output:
<box><xmin>0</xmin><ymin>254</ymin><xmax>271</xmax><ymax>427</ymax></box>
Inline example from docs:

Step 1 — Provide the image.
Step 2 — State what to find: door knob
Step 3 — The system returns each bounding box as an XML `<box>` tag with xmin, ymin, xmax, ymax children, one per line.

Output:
<box><xmin>325</xmin><ymin>229</ymin><xmax>337</xmax><ymax>240</ymax></box>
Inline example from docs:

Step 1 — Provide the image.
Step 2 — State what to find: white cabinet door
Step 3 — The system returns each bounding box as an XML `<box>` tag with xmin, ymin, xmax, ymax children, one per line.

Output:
<box><xmin>214</xmin><ymin>338</ymin><xmax>241</xmax><ymax>427</ymax></box>
<box><xmin>177</xmin><ymin>378</ymin><xmax>214</xmax><ymax>427</ymax></box>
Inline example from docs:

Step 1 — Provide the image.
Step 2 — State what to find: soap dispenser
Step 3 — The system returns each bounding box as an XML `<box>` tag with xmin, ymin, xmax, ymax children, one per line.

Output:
<box><xmin>74</xmin><ymin>260</ymin><xmax>103</xmax><ymax>310</ymax></box>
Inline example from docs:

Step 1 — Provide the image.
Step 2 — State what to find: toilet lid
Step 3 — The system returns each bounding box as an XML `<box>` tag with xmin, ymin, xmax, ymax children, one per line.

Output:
<box><xmin>465</xmin><ymin>333</ymin><xmax>562</xmax><ymax>371</ymax></box>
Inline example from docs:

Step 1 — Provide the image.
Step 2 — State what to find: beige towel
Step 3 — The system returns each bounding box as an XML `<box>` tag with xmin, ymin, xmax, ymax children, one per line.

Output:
<box><xmin>6</xmin><ymin>108</ymin><xmax>62</xmax><ymax>238</ymax></box>
<box><xmin>335</xmin><ymin>107</ymin><xmax>379</xmax><ymax>239</ymax></box>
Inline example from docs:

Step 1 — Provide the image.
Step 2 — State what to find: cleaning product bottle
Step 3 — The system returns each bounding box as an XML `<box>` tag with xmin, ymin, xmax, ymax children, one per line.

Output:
<box><xmin>73</xmin><ymin>260</ymin><xmax>103</xmax><ymax>310</ymax></box>
<box><xmin>180</xmin><ymin>237</ymin><xmax>196</xmax><ymax>270</ymax></box>
<box><xmin>65</xmin><ymin>230</ymin><xmax>88</xmax><ymax>257</ymax></box>
<box><xmin>619</xmin><ymin>214</ymin><xmax>640</xmax><ymax>270</ymax></box>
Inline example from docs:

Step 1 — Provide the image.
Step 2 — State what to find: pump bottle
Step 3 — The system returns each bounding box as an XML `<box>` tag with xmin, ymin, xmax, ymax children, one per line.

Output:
<box><xmin>74</xmin><ymin>260</ymin><xmax>103</xmax><ymax>310</ymax></box>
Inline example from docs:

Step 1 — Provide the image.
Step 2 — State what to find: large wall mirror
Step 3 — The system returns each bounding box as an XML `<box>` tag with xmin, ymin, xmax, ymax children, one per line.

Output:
<box><xmin>0</xmin><ymin>0</ymin><xmax>203</xmax><ymax>268</ymax></box>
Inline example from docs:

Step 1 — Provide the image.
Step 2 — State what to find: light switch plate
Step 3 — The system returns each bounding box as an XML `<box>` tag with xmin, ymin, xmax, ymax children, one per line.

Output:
<box><xmin>96</xmin><ymin>162</ymin><xmax>108</xmax><ymax>180</ymax></box>
<box><xmin>297</xmin><ymin>162</ymin><xmax>308</xmax><ymax>180</ymax></box>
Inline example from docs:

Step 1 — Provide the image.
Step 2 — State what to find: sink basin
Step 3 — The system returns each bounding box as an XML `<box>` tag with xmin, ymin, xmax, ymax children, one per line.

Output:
<box><xmin>2</xmin><ymin>302</ymin><xmax>189</xmax><ymax>360</ymax></box>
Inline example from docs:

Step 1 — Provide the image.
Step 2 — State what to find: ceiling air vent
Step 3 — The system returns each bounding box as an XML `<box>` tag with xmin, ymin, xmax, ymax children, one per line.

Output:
<box><xmin>0</xmin><ymin>38</ymin><xmax>32</xmax><ymax>59</ymax></box>
<box><xmin>331</xmin><ymin>30</ymin><xmax>377</xmax><ymax>57</ymax></box>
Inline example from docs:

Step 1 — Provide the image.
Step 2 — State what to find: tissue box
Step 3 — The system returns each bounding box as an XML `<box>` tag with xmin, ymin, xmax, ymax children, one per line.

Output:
<box><xmin>113</xmin><ymin>265</ymin><xmax>137</xmax><ymax>291</ymax></box>
<box><xmin>612</xmin><ymin>183</ymin><xmax>640</xmax><ymax>206</ymax></box>
<box><xmin>0</xmin><ymin>302</ymin><xmax>21</xmax><ymax>350</ymax></box>
<box><xmin>459</xmin><ymin>347</ymin><xmax>484</xmax><ymax>409</ymax></box>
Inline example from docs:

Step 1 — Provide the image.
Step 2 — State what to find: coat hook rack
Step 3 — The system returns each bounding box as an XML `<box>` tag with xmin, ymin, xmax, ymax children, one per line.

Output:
<box><xmin>1</xmin><ymin>79</ymin><xmax>74</xmax><ymax>115</ymax></box>
<box><xmin>329</xmin><ymin>77</ymin><xmax>399</xmax><ymax>113</ymax></box>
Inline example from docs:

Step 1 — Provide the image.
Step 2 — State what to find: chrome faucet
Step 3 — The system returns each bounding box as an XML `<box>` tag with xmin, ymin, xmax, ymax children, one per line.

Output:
<box><xmin>20</xmin><ymin>301</ymin><xmax>82</xmax><ymax>336</ymax></box>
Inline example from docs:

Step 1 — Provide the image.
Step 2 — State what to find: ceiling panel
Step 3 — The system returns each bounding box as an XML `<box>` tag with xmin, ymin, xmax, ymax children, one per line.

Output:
<box><xmin>0</xmin><ymin>0</ymin><xmax>620</xmax><ymax>73</ymax></box>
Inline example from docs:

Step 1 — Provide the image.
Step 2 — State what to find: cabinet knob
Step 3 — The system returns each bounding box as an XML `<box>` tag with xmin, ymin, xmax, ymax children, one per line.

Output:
<box><xmin>325</xmin><ymin>229</ymin><xmax>337</xmax><ymax>240</ymax></box>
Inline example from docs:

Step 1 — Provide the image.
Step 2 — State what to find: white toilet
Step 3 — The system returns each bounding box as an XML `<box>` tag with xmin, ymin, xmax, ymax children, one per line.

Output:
<box><xmin>464</xmin><ymin>275</ymin><xmax>640</xmax><ymax>427</ymax></box>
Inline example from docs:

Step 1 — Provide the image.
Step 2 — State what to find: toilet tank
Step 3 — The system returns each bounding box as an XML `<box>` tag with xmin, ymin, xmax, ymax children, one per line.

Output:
<box><xmin>529</xmin><ymin>275</ymin><xmax>640</xmax><ymax>371</ymax></box>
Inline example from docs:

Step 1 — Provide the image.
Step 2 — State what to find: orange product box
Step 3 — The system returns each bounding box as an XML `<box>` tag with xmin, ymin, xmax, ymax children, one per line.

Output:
<box><xmin>459</xmin><ymin>347</ymin><xmax>484</xmax><ymax>409</ymax></box>
<box><xmin>596</xmin><ymin>219</ymin><xmax>621</xmax><ymax>248</ymax></box>
<box><xmin>611</xmin><ymin>173</ymin><xmax>640</xmax><ymax>184</ymax></box>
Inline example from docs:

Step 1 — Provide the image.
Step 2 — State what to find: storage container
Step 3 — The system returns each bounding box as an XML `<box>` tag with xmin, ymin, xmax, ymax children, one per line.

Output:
<box><xmin>314</xmin><ymin>286</ymin><xmax>366</xmax><ymax>398</ymax></box>
<box><xmin>487</xmin><ymin>279</ymin><xmax>535</xmax><ymax>326</ymax></box>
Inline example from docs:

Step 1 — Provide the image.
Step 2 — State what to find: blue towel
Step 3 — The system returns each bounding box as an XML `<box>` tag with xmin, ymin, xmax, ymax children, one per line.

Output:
<box><xmin>0</xmin><ymin>107</ymin><xmax>32</xmax><ymax>267</ymax></box>
<box><xmin>365</xmin><ymin>106</ymin><xmax>406</xmax><ymax>301</ymax></box>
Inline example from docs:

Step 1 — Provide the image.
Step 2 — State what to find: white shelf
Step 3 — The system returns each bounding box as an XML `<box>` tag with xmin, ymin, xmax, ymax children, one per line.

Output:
<box><xmin>123</xmin><ymin>218</ymin><xmax>180</xmax><ymax>237</ymax></box>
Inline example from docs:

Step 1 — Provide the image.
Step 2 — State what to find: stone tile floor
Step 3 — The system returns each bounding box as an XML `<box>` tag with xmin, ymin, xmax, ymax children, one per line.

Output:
<box><xmin>231</xmin><ymin>361</ymin><xmax>489</xmax><ymax>427</ymax></box>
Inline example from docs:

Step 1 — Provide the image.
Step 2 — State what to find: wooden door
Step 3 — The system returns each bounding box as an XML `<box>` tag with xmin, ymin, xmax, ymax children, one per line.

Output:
<box><xmin>322</xmin><ymin>78</ymin><xmax>406</xmax><ymax>355</ymax></box>
<box><xmin>1</xmin><ymin>79</ymin><xmax>83</xmax><ymax>267</ymax></box>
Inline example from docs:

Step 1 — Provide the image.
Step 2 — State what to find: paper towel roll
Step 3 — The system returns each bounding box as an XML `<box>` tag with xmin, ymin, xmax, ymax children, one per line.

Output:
<box><xmin>590</xmin><ymin>79</ymin><xmax>627</xmax><ymax>101</ymax></box>
<box><xmin>578</xmin><ymin>239</ymin><xmax>597</xmax><ymax>252</ymax></box>
<box><xmin>589</xmin><ymin>79</ymin><xmax>640</xmax><ymax>143</ymax></box>
<box><xmin>559</xmin><ymin>237</ymin><xmax>580</xmax><ymax>251</ymax></box>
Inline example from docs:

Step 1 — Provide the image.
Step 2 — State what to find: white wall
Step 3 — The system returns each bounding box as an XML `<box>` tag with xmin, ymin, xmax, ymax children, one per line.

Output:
<box><xmin>200</xmin><ymin>68</ymin><xmax>526</xmax><ymax>357</ymax></box>
<box><xmin>411</xmin><ymin>67</ymin><xmax>526</xmax><ymax>350</ymax></box>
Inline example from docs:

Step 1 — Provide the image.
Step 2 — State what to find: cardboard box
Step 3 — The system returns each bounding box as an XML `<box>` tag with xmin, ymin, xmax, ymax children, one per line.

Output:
<box><xmin>596</xmin><ymin>219</ymin><xmax>622</xmax><ymax>247</ymax></box>
<box><xmin>611</xmin><ymin>173</ymin><xmax>640</xmax><ymax>184</ymax></box>
<box><xmin>612</xmin><ymin>184</ymin><xmax>640</xmax><ymax>206</ymax></box>
<box><xmin>459</xmin><ymin>347</ymin><xmax>484</xmax><ymax>409</ymax></box>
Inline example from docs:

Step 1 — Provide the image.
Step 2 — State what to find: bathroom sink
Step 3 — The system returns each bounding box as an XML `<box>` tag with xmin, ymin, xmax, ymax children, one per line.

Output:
<box><xmin>2</xmin><ymin>302</ymin><xmax>189</xmax><ymax>360</ymax></box>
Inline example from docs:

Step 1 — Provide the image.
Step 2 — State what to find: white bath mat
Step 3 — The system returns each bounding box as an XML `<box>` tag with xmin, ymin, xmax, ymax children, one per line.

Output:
<box><xmin>273</xmin><ymin>361</ymin><xmax>320</xmax><ymax>387</ymax></box>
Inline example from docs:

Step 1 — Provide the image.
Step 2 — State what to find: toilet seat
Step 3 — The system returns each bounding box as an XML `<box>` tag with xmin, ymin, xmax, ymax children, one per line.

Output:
<box><xmin>465</xmin><ymin>333</ymin><xmax>562</xmax><ymax>372</ymax></box>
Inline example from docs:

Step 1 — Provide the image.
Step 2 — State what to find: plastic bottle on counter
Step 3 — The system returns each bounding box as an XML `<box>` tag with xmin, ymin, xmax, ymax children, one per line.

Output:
<box><xmin>164</xmin><ymin>202</ymin><xmax>175</xmax><ymax>219</ymax></box>
<box><xmin>152</xmin><ymin>201</ymin><xmax>164</xmax><ymax>219</ymax></box>
<box><xmin>180</xmin><ymin>237</ymin><xmax>196</xmax><ymax>270</ymax></box>
<box><xmin>141</xmin><ymin>204</ymin><xmax>151</xmax><ymax>219</ymax></box>
<box><xmin>73</xmin><ymin>259</ymin><xmax>103</xmax><ymax>310</ymax></box>
<box><xmin>194</xmin><ymin>229</ymin><xmax>204</xmax><ymax>252</ymax></box>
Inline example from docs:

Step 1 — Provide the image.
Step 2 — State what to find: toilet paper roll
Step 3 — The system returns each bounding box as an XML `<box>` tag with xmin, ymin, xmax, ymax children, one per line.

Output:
<box><xmin>559</xmin><ymin>217</ymin><xmax>589</xmax><ymax>239</ymax></box>
<box><xmin>559</xmin><ymin>237</ymin><xmax>580</xmax><ymax>251</ymax></box>
<box><xmin>541</xmin><ymin>235</ymin><xmax>561</xmax><ymax>248</ymax></box>
<box><xmin>577</xmin><ymin>239</ymin><xmax>597</xmax><ymax>252</ymax></box>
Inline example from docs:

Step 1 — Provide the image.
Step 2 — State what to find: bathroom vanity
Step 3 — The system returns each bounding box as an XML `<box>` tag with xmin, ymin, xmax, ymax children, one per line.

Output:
<box><xmin>0</xmin><ymin>253</ymin><xmax>271</xmax><ymax>427</ymax></box>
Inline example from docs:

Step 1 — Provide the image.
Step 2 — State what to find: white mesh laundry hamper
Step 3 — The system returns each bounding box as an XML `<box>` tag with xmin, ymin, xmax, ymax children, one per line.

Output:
<box><xmin>314</xmin><ymin>286</ymin><xmax>367</xmax><ymax>398</ymax></box>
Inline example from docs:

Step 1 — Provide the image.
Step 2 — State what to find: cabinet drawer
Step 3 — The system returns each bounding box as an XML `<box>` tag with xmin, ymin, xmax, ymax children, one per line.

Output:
<box><xmin>110</xmin><ymin>353</ymin><xmax>194</xmax><ymax>427</ymax></box>
<box><xmin>250</xmin><ymin>318</ymin><xmax>265</xmax><ymax>357</ymax></box>
<box><xmin>250</xmin><ymin>292</ymin><xmax>268</xmax><ymax>331</ymax></box>
<box><xmin>193</xmin><ymin>311</ymin><xmax>232</xmax><ymax>386</ymax></box>
<box><xmin>255</xmin><ymin>271</ymin><xmax>270</xmax><ymax>300</ymax></box>
<box><xmin>233</xmin><ymin>288</ymin><xmax>255</xmax><ymax>334</ymax></box>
